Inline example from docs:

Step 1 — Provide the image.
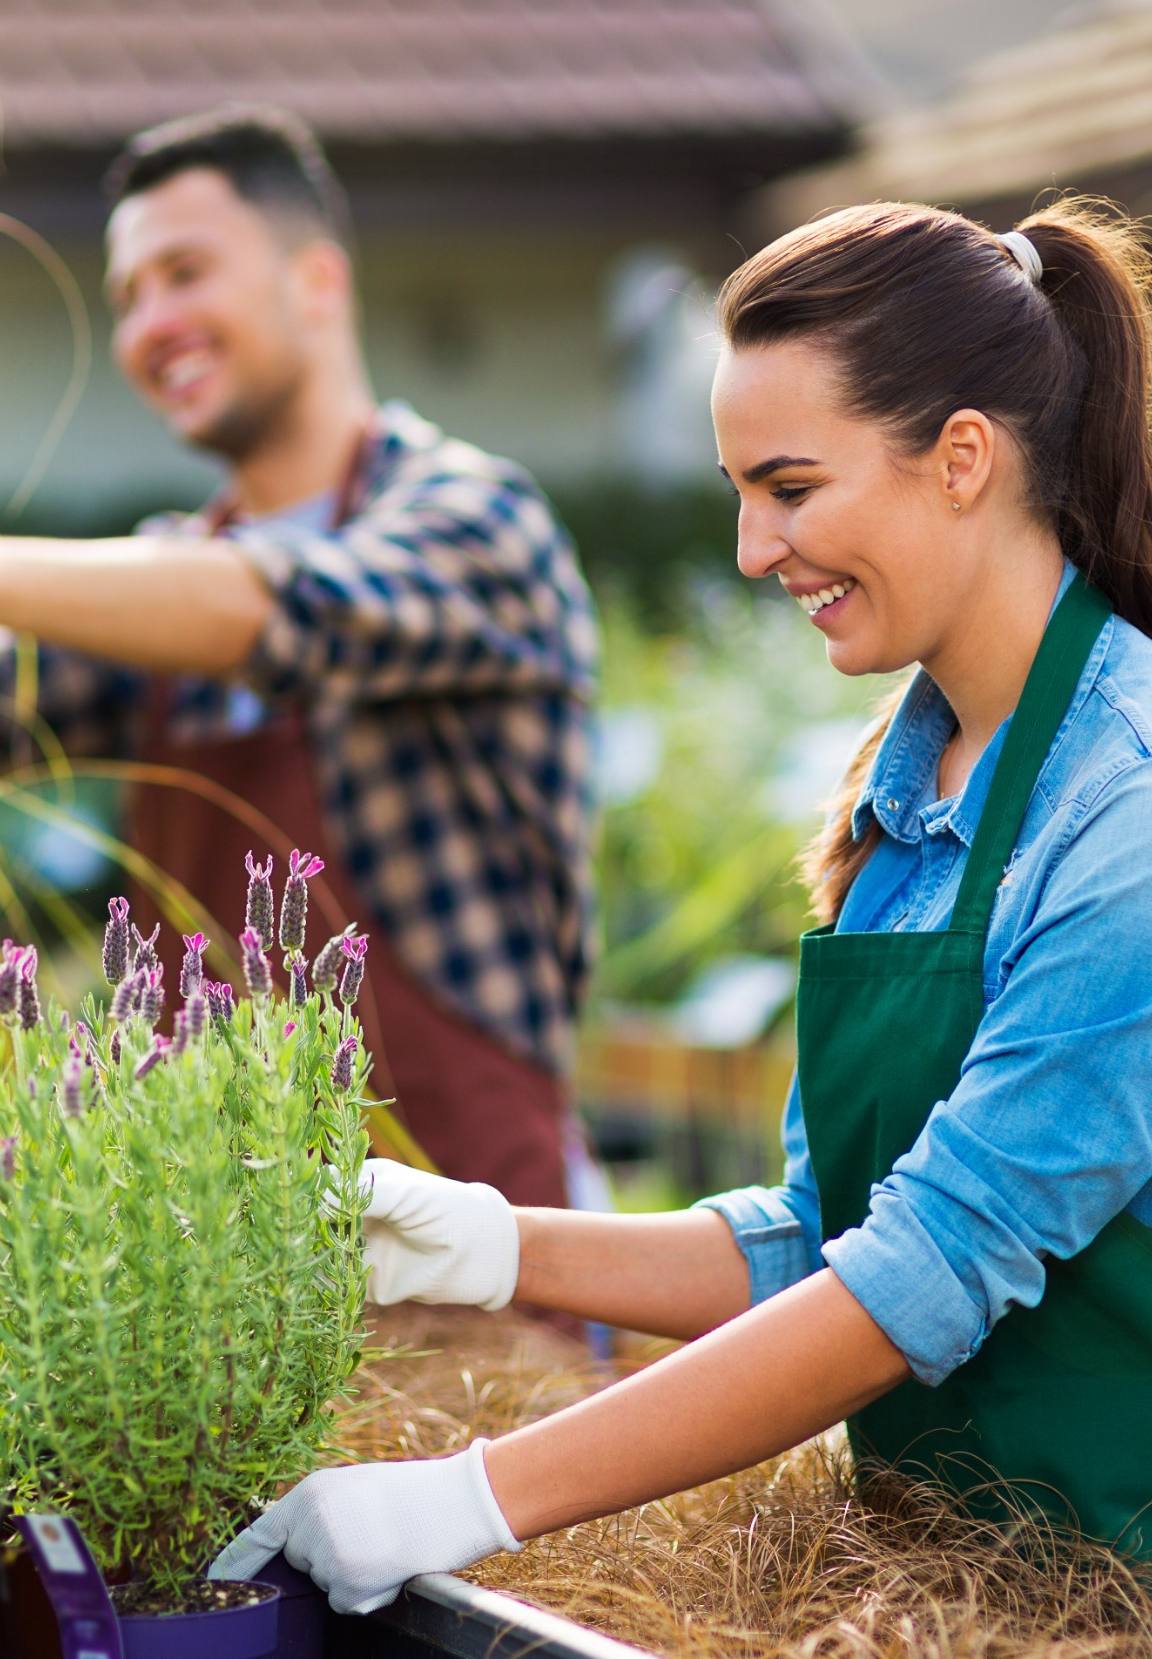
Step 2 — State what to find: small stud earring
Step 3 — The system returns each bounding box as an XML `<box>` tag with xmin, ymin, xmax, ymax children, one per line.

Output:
<box><xmin>951</xmin><ymin>500</ymin><xmax>962</xmax><ymax>512</ymax></box>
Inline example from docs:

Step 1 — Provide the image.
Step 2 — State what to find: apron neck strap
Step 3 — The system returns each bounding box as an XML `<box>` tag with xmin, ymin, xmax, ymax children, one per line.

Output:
<box><xmin>949</xmin><ymin>573</ymin><xmax>1111</xmax><ymax>935</ymax></box>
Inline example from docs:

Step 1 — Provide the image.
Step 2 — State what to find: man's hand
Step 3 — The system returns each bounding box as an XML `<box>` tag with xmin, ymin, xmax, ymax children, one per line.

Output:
<box><xmin>208</xmin><ymin>1442</ymin><xmax>520</xmax><ymax>1614</ymax></box>
<box><xmin>359</xmin><ymin>1159</ymin><xmax>520</xmax><ymax>1310</ymax></box>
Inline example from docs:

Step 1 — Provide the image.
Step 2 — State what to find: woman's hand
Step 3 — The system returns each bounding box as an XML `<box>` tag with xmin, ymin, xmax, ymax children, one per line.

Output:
<box><xmin>208</xmin><ymin>1441</ymin><xmax>520</xmax><ymax>1614</ymax></box>
<box><xmin>359</xmin><ymin>1160</ymin><xmax>520</xmax><ymax>1310</ymax></box>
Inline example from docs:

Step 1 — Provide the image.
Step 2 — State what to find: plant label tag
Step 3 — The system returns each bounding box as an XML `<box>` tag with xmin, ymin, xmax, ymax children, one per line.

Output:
<box><xmin>13</xmin><ymin>1515</ymin><xmax>124</xmax><ymax>1659</ymax></box>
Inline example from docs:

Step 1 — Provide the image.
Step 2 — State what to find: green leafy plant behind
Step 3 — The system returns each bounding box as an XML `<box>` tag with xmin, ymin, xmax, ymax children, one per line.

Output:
<box><xmin>0</xmin><ymin>873</ymin><xmax>370</xmax><ymax>1599</ymax></box>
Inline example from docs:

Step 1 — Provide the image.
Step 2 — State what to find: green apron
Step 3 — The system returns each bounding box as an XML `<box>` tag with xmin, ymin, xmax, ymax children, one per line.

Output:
<box><xmin>798</xmin><ymin>574</ymin><xmax>1152</xmax><ymax>1557</ymax></box>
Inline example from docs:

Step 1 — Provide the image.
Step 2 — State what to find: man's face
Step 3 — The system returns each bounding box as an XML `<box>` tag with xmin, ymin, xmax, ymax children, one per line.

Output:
<box><xmin>105</xmin><ymin>167</ymin><xmax>313</xmax><ymax>459</ymax></box>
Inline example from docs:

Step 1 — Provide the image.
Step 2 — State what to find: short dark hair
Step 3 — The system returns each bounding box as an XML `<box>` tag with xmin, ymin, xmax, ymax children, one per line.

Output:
<box><xmin>104</xmin><ymin>105</ymin><xmax>352</xmax><ymax>247</ymax></box>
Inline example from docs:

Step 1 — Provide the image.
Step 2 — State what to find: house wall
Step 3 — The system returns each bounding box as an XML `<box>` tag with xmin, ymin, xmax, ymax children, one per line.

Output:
<box><xmin>0</xmin><ymin>222</ymin><xmax>726</xmax><ymax>527</ymax></box>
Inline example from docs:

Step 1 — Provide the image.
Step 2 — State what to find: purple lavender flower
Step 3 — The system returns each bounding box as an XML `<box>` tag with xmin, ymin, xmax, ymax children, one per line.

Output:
<box><xmin>0</xmin><ymin>1135</ymin><xmax>16</xmax><ymax>1180</ymax></box>
<box><xmin>110</xmin><ymin>1029</ymin><xmax>122</xmax><ymax>1066</ymax></box>
<box><xmin>59</xmin><ymin>1056</ymin><xmax>86</xmax><ymax>1119</ymax></box>
<box><xmin>110</xmin><ymin>968</ymin><xmax>144</xmax><ymax>1024</ymax></box>
<box><xmin>283</xmin><ymin>1019</ymin><xmax>297</xmax><ymax>1037</ymax></box>
<box><xmin>183</xmin><ymin>991</ymin><xmax>206</xmax><ymax>1041</ymax></box>
<box><xmin>288</xmin><ymin>952</ymin><xmax>308</xmax><ymax>1008</ymax></box>
<box><xmin>180</xmin><ymin>932</ymin><xmax>208</xmax><ymax>998</ymax></box>
<box><xmin>311</xmin><ymin>923</ymin><xmax>357</xmax><ymax>995</ymax></box>
<box><xmin>239</xmin><ymin>927</ymin><xmax>272</xmax><ymax>999</ymax></box>
<box><xmin>338</xmin><ymin>933</ymin><xmax>369</xmax><ymax>1008</ymax></box>
<box><xmin>217</xmin><ymin>982</ymin><xmax>236</xmax><ymax>1023</ymax></box>
<box><xmin>141</xmin><ymin>968</ymin><xmax>165</xmax><ymax>1028</ymax></box>
<box><xmin>102</xmin><ymin>897</ymin><xmax>130</xmax><ymax>986</ymax></box>
<box><xmin>0</xmin><ymin>946</ymin><xmax>18</xmax><ymax>1019</ymax></box>
<box><xmin>245</xmin><ymin>852</ymin><xmax>275</xmax><ymax>951</ymax></box>
<box><xmin>131</xmin><ymin>922</ymin><xmax>160</xmax><ymax>976</ymax></box>
<box><xmin>278</xmin><ymin>849</ymin><xmax>325</xmax><ymax>954</ymax></box>
<box><xmin>17</xmin><ymin>948</ymin><xmax>40</xmax><ymax>1031</ymax></box>
<box><xmin>134</xmin><ymin>1036</ymin><xmax>170</xmax><ymax>1080</ymax></box>
<box><xmin>331</xmin><ymin>1035</ymin><xmax>358</xmax><ymax>1092</ymax></box>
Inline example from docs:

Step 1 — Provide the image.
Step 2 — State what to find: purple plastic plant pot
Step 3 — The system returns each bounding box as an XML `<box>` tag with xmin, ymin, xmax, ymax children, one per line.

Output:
<box><xmin>116</xmin><ymin>1582</ymin><xmax>281</xmax><ymax>1659</ymax></box>
<box><xmin>253</xmin><ymin>1551</ymin><xmax>327</xmax><ymax>1659</ymax></box>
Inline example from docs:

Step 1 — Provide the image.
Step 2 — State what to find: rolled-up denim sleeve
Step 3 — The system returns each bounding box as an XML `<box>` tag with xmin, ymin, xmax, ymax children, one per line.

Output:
<box><xmin>694</xmin><ymin>1072</ymin><xmax>824</xmax><ymax>1305</ymax></box>
<box><xmin>823</xmin><ymin>759</ymin><xmax>1152</xmax><ymax>1387</ymax></box>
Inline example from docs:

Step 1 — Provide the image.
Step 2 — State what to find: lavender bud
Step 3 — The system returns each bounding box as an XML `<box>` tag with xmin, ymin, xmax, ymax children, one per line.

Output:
<box><xmin>102</xmin><ymin>897</ymin><xmax>131</xmax><ymax>986</ymax></box>
<box><xmin>134</xmin><ymin>1038</ymin><xmax>170</xmax><ymax>1080</ymax></box>
<box><xmin>59</xmin><ymin>1056</ymin><xmax>86</xmax><ymax>1119</ymax></box>
<box><xmin>0</xmin><ymin>956</ymin><xmax>17</xmax><ymax>1018</ymax></box>
<box><xmin>131</xmin><ymin>922</ymin><xmax>160</xmax><ymax>976</ymax></box>
<box><xmin>312</xmin><ymin>924</ymin><xmax>357</xmax><ymax>994</ymax></box>
<box><xmin>338</xmin><ymin>933</ymin><xmax>369</xmax><ymax>1008</ymax></box>
<box><xmin>171</xmin><ymin>1010</ymin><xmax>189</xmax><ymax>1056</ymax></box>
<box><xmin>239</xmin><ymin>928</ymin><xmax>272</xmax><ymax>999</ymax></box>
<box><xmin>180</xmin><ymin>932</ymin><xmax>208</xmax><ymax>998</ymax></box>
<box><xmin>110</xmin><ymin>1029</ymin><xmax>122</xmax><ymax>1066</ymax></box>
<box><xmin>245</xmin><ymin>852</ymin><xmax>275</xmax><ymax>951</ymax></box>
<box><xmin>183</xmin><ymin>991</ymin><xmax>206</xmax><ymax>1041</ymax></box>
<box><xmin>330</xmin><ymin>1035</ymin><xmax>358</xmax><ymax>1092</ymax></box>
<box><xmin>219</xmin><ymin>983</ymin><xmax>235</xmax><ymax>1022</ymax></box>
<box><xmin>17</xmin><ymin>949</ymin><xmax>40</xmax><ymax>1031</ymax></box>
<box><xmin>279</xmin><ymin>849</ymin><xmax>325</xmax><ymax>954</ymax></box>
<box><xmin>110</xmin><ymin>969</ymin><xmax>143</xmax><ymax>1024</ymax></box>
<box><xmin>288</xmin><ymin>953</ymin><xmax>308</xmax><ymax>1008</ymax></box>
<box><xmin>140</xmin><ymin>968</ymin><xmax>165</xmax><ymax>1027</ymax></box>
<box><xmin>0</xmin><ymin>1134</ymin><xmax>16</xmax><ymax>1179</ymax></box>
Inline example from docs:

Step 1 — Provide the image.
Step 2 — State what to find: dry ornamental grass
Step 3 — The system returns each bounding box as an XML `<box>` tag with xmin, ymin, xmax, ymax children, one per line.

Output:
<box><xmin>336</xmin><ymin>1307</ymin><xmax>1152</xmax><ymax>1659</ymax></box>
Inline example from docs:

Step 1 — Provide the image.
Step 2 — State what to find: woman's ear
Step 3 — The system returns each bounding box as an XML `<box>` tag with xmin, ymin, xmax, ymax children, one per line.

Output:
<box><xmin>936</xmin><ymin>408</ymin><xmax>996</xmax><ymax>512</ymax></box>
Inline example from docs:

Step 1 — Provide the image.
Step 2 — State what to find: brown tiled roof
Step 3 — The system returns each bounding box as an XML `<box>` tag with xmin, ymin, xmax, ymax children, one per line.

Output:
<box><xmin>0</xmin><ymin>0</ymin><xmax>861</xmax><ymax>150</ymax></box>
<box><xmin>769</xmin><ymin>9</ymin><xmax>1152</xmax><ymax>220</ymax></box>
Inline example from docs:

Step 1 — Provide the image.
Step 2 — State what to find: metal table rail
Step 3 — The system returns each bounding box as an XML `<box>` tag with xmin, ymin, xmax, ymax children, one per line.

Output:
<box><xmin>334</xmin><ymin>1570</ymin><xmax>657</xmax><ymax>1658</ymax></box>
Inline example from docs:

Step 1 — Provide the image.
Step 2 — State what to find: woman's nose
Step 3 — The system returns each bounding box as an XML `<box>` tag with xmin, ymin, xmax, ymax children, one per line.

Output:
<box><xmin>736</xmin><ymin>520</ymin><xmax>791</xmax><ymax>580</ymax></box>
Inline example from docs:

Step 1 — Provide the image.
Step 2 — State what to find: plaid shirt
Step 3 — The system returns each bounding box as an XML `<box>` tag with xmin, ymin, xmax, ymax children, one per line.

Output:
<box><xmin>0</xmin><ymin>403</ymin><xmax>599</xmax><ymax>1072</ymax></box>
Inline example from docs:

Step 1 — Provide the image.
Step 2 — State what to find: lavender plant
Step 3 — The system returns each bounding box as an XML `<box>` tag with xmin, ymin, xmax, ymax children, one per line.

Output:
<box><xmin>0</xmin><ymin>855</ymin><xmax>371</xmax><ymax>1600</ymax></box>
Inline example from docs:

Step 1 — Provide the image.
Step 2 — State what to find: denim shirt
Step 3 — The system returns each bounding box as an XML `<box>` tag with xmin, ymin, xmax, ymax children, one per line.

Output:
<box><xmin>700</xmin><ymin>563</ymin><xmax>1152</xmax><ymax>1386</ymax></box>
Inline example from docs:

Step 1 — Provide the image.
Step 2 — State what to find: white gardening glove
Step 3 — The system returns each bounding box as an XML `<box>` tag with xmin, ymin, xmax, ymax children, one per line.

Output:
<box><xmin>358</xmin><ymin>1159</ymin><xmax>520</xmax><ymax>1311</ymax></box>
<box><xmin>208</xmin><ymin>1439</ymin><xmax>521</xmax><ymax>1615</ymax></box>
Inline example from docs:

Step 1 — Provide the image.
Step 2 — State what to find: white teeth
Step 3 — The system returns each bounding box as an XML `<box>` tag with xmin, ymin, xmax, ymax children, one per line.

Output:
<box><xmin>797</xmin><ymin>578</ymin><xmax>855</xmax><ymax>615</ymax></box>
<box><xmin>159</xmin><ymin>351</ymin><xmax>214</xmax><ymax>391</ymax></box>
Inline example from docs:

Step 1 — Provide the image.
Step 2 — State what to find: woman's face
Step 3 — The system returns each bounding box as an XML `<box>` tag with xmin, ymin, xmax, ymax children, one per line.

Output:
<box><xmin>711</xmin><ymin>338</ymin><xmax>977</xmax><ymax>679</ymax></box>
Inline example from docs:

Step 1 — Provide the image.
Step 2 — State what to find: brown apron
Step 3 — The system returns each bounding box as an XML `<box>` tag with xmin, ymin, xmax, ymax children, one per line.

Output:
<box><xmin>127</xmin><ymin>438</ymin><xmax>572</xmax><ymax>1210</ymax></box>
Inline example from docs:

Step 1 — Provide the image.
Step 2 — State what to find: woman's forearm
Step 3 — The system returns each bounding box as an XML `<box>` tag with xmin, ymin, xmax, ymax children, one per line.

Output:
<box><xmin>513</xmin><ymin>1206</ymin><xmax>751</xmax><ymax>1338</ymax></box>
<box><xmin>487</xmin><ymin>1266</ymin><xmax>909</xmax><ymax>1539</ymax></box>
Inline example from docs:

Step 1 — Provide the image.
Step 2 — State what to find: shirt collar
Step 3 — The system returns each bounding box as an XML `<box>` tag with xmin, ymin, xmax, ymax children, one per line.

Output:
<box><xmin>851</xmin><ymin>560</ymin><xmax>1104</xmax><ymax>849</ymax></box>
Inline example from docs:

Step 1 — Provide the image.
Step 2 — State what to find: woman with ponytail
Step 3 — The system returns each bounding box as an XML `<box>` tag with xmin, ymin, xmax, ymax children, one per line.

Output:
<box><xmin>215</xmin><ymin>201</ymin><xmax>1152</xmax><ymax>1611</ymax></box>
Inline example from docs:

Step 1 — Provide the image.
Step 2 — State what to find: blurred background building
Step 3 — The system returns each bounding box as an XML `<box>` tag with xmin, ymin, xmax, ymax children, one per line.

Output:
<box><xmin>0</xmin><ymin>0</ymin><xmax>866</xmax><ymax>510</ymax></box>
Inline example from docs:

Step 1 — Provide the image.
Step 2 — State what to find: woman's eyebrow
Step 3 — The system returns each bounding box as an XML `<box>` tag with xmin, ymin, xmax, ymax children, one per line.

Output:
<box><xmin>717</xmin><ymin>455</ymin><xmax>820</xmax><ymax>484</ymax></box>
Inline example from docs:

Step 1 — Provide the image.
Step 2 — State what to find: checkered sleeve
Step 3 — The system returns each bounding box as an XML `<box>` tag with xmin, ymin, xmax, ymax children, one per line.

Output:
<box><xmin>228</xmin><ymin>467</ymin><xmax>598</xmax><ymax>706</ymax></box>
<box><xmin>0</xmin><ymin>633</ymin><xmax>143</xmax><ymax>763</ymax></box>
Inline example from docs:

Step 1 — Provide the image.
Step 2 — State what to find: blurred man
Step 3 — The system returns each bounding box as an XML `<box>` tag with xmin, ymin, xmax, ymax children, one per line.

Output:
<box><xmin>0</xmin><ymin>107</ymin><xmax>599</xmax><ymax>1208</ymax></box>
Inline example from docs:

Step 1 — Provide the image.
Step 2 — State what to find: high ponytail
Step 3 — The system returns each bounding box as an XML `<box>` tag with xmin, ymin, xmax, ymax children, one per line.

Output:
<box><xmin>1016</xmin><ymin>200</ymin><xmax>1152</xmax><ymax>630</ymax></box>
<box><xmin>717</xmin><ymin>197</ymin><xmax>1152</xmax><ymax>922</ymax></box>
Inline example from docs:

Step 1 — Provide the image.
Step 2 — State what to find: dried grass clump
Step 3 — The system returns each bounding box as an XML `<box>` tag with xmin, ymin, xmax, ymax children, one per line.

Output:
<box><xmin>337</xmin><ymin>1308</ymin><xmax>1152</xmax><ymax>1659</ymax></box>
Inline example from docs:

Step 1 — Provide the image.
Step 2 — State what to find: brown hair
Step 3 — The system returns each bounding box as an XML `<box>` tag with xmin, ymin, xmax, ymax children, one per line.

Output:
<box><xmin>104</xmin><ymin>106</ymin><xmax>352</xmax><ymax>249</ymax></box>
<box><xmin>717</xmin><ymin>198</ymin><xmax>1152</xmax><ymax>921</ymax></box>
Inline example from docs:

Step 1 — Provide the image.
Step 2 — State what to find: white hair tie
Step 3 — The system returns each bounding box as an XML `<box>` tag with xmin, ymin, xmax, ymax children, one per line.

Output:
<box><xmin>998</xmin><ymin>230</ymin><xmax>1043</xmax><ymax>286</ymax></box>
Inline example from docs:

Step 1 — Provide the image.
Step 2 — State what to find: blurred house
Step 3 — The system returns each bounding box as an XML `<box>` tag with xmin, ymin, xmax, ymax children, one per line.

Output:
<box><xmin>0</xmin><ymin>0</ymin><xmax>871</xmax><ymax>517</ymax></box>
<box><xmin>761</xmin><ymin>5</ymin><xmax>1152</xmax><ymax>231</ymax></box>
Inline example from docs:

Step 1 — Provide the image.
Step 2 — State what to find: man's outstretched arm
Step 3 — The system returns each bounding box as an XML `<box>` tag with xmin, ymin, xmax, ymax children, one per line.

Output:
<box><xmin>0</xmin><ymin>535</ymin><xmax>272</xmax><ymax>675</ymax></box>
